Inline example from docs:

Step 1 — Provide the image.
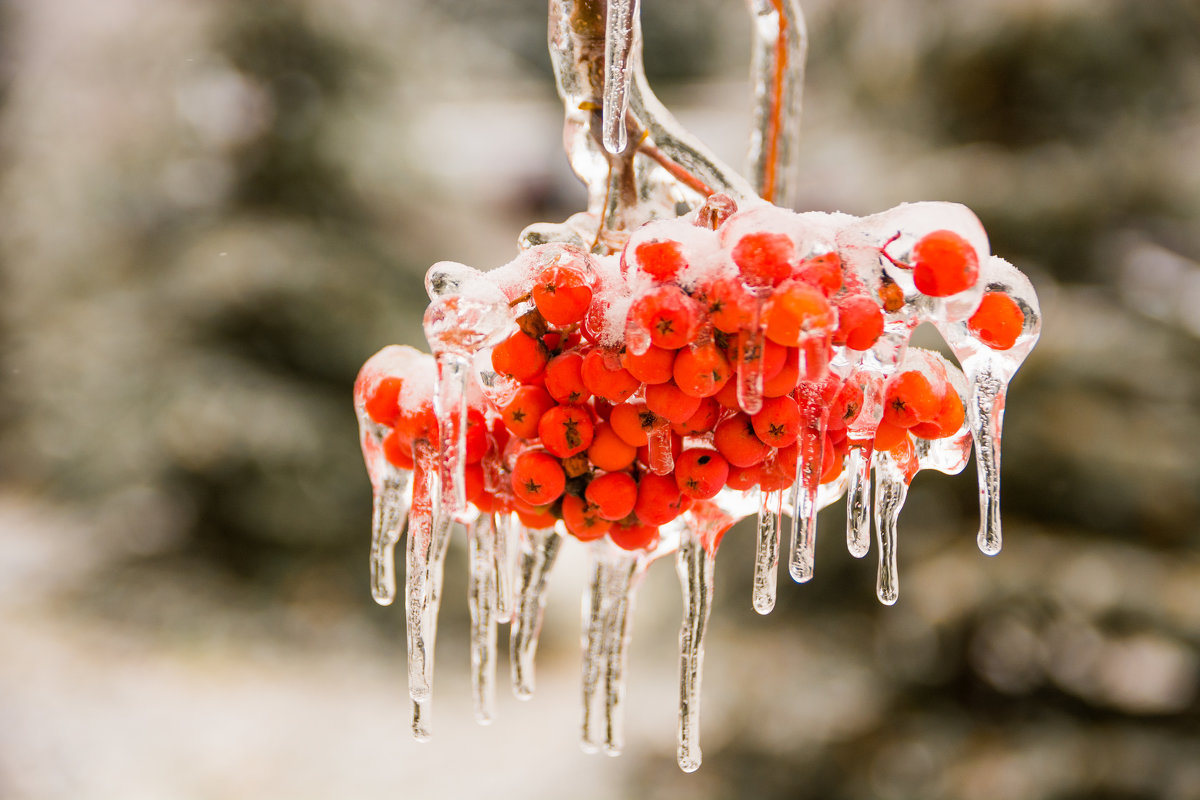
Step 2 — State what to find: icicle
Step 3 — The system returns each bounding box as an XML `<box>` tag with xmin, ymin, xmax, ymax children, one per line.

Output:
<box><xmin>406</xmin><ymin>446</ymin><xmax>454</xmax><ymax>737</ymax></box>
<box><xmin>602</xmin><ymin>0</ymin><xmax>639</xmax><ymax>155</ymax></box>
<box><xmin>369</xmin><ymin>468</ymin><xmax>411</xmax><ymax>605</ymax></box>
<box><xmin>580</xmin><ymin>551</ymin><xmax>612</xmax><ymax>752</ymax></box>
<box><xmin>736</xmin><ymin>302</ymin><xmax>766</xmax><ymax>414</ymax></box>
<box><xmin>467</xmin><ymin>513</ymin><xmax>500</xmax><ymax>724</ymax></box>
<box><xmin>647</xmin><ymin>416</ymin><xmax>675</xmax><ymax>475</ymax></box>
<box><xmin>412</xmin><ymin>696</ymin><xmax>432</xmax><ymax>742</ymax></box>
<box><xmin>601</xmin><ymin>554</ymin><xmax>645</xmax><ymax>755</ymax></box>
<box><xmin>844</xmin><ymin>443</ymin><xmax>872</xmax><ymax>558</ymax></box>
<box><xmin>493</xmin><ymin>511</ymin><xmax>515</xmax><ymax>622</ymax></box>
<box><xmin>752</xmin><ymin>489</ymin><xmax>781</xmax><ymax>614</ymax></box>
<box><xmin>511</xmin><ymin>524</ymin><xmax>563</xmax><ymax>699</ymax></box>
<box><xmin>432</xmin><ymin>352</ymin><xmax>469</xmax><ymax>516</ymax></box>
<box><xmin>675</xmin><ymin>505</ymin><xmax>726</xmax><ymax>773</ymax></box>
<box><xmin>872</xmin><ymin>453</ymin><xmax>908</xmax><ymax>606</ymax></box>
<box><xmin>788</xmin><ymin>381</ymin><xmax>829</xmax><ymax>583</ymax></box>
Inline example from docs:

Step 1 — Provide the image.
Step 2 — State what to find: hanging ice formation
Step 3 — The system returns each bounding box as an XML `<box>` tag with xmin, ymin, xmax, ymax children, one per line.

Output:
<box><xmin>352</xmin><ymin>0</ymin><xmax>1041</xmax><ymax>772</ymax></box>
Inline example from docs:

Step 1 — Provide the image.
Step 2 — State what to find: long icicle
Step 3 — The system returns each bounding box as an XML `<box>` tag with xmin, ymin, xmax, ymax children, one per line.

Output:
<box><xmin>676</xmin><ymin>529</ymin><xmax>717</xmax><ymax>773</ymax></box>
<box><xmin>601</xmin><ymin>0</ymin><xmax>639</xmax><ymax>155</ymax></box>
<box><xmin>873</xmin><ymin>454</ymin><xmax>909</xmax><ymax>606</ymax></box>
<box><xmin>602</xmin><ymin>553</ymin><xmax>646</xmax><ymax>756</ymax></box>
<box><xmin>467</xmin><ymin>513</ymin><xmax>499</xmax><ymax>724</ymax></box>
<box><xmin>370</xmin><ymin>468</ymin><xmax>411</xmax><ymax>605</ymax></box>
<box><xmin>511</xmin><ymin>524</ymin><xmax>563</xmax><ymax>699</ymax></box>
<box><xmin>752</xmin><ymin>488</ymin><xmax>781</xmax><ymax>614</ymax></box>
<box><xmin>580</xmin><ymin>550</ymin><xmax>613</xmax><ymax>752</ymax></box>
<box><xmin>789</xmin><ymin>381</ymin><xmax>830</xmax><ymax>582</ymax></box>
<box><xmin>845</xmin><ymin>443</ymin><xmax>872</xmax><ymax>558</ymax></box>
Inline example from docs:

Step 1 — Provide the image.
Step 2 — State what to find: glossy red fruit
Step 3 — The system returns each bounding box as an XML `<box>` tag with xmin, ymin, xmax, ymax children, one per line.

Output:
<box><xmin>671</xmin><ymin>397</ymin><xmax>722</xmax><ymax>437</ymax></box>
<box><xmin>511</xmin><ymin>450</ymin><xmax>566</xmax><ymax>506</ymax></box>
<box><xmin>795</xmin><ymin>251</ymin><xmax>843</xmax><ymax>296</ymax></box>
<box><xmin>382</xmin><ymin>428</ymin><xmax>415</xmax><ymax>470</ymax></box>
<box><xmin>763</xmin><ymin>280</ymin><xmax>835</xmax><ymax>346</ymax></box>
<box><xmin>501</xmin><ymin>385</ymin><xmax>557</xmax><ymax>439</ymax></box>
<box><xmin>538</xmin><ymin>404</ymin><xmax>595</xmax><ymax>458</ymax></box>
<box><xmin>588</xmin><ymin>422</ymin><xmax>639</xmax><ymax>472</ymax></box>
<box><xmin>632</xmin><ymin>238</ymin><xmax>688</xmax><ymax>282</ymax></box>
<box><xmin>697</xmin><ymin>275</ymin><xmax>754</xmax><ymax>333</ymax></box>
<box><xmin>751</xmin><ymin>395</ymin><xmax>801</xmax><ymax>448</ymax></box>
<box><xmin>673</xmin><ymin>343</ymin><xmax>732</xmax><ymax>398</ymax></box>
<box><xmin>911</xmin><ymin>385</ymin><xmax>965</xmax><ymax>440</ymax></box>
<box><xmin>714</xmin><ymin>413</ymin><xmax>771</xmax><ymax>467</ymax></box>
<box><xmin>533</xmin><ymin>263</ymin><xmax>594</xmax><ymax>326</ymax></box>
<box><xmin>882</xmin><ymin>370</ymin><xmax>942</xmax><ymax>429</ymax></box>
<box><xmin>365</xmin><ymin>377</ymin><xmax>403</xmax><ymax>427</ymax></box>
<box><xmin>644</xmin><ymin>381</ymin><xmax>702</xmax><ymax>424</ymax></box>
<box><xmin>561</xmin><ymin>494</ymin><xmax>612</xmax><ymax>541</ymax></box>
<box><xmin>674</xmin><ymin>449</ymin><xmax>730</xmax><ymax>499</ymax></box>
<box><xmin>544</xmin><ymin>351</ymin><xmax>592</xmax><ymax>404</ymax></box>
<box><xmin>609</xmin><ymin>401</ymin><xmax>657</xmax><ymax>448</ymax></box>
<box><xmin>492</xmin><ymin>331</ymin><xmax>549</xmax><ymax>382</ymax></box>
<box><xmin>609</xmin><ymin>521</ymin><xmax>660</xmax><ymax>552</ymax></box>
<box><xmin>629</xmin><ymin>285</ymin><xmax>701</xmax><ymax>350</ymax></box>
<box><xmin>633</xmin><ymin>473</ymin><xmax>685</xmax><ymax>525</ymax></box>
<box><xmin>732</xmin><ymin>231</ymin><xmax>794</xmax><ymax>287</ymax></box>
<box><xmin>834</xmin><ymin>294</ymin><xmax>884</xmax><ymax>351</ymax></box>
<box><xmin>580</xmin><ymin>348</ymin><xmax>641</xmax><ymax>403</ymax></box>
<box><xmin>622</xmin><ymin>344</ymin><xmax>676</xmax><ymax>385</ymax></box>
<box><xmin>968</xmin><ymin>292</ymin><xmax>1024</xmax><ymax>350</ymax></box>
<box><xmin>586</xmin><ymin>471</ymin><xmax>639</xmax><ymax>521</ymax></box>
<box><xmin>911</xmin><ymin>229</ymin><xmax>980</xmax><ymax>297</ymax></box>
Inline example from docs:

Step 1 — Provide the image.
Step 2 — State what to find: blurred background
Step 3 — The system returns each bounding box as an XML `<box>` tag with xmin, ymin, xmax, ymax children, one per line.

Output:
<box><xmin>1</xmin><ymin>0</ymin><xmax>1198</xmax><ymax>797</ymax></box>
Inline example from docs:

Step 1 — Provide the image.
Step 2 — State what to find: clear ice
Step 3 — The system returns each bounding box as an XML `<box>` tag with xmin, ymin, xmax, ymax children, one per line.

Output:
<box><xmin>351</xmin><ymin>0</ymin><xmax>1040</xmax><ymax>774</ymax></box>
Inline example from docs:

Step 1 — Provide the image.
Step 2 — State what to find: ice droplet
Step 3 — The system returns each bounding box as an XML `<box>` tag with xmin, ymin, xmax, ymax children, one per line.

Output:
<box><xmin>873</xmin><ymin>452</ymin><xmax>908</xmax><ymax>606</ymax></box>
<box><xmin>511</xmin><ymin>523</ymin><xmax>563</xmax><ymax>699</ymax></box>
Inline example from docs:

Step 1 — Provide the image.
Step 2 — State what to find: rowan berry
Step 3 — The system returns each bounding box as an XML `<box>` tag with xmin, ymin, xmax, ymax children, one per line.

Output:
<box><xmin>513</xmin><ymin>499</ymin><xmax>558</xmax><ymax>530</ymax></box>
<box><xmin>492</xmin><ymin>331</ymin><xmax>549</xmax><ymax>382</ymax></box>
<box><xmin>609</xmin><ymin>401</ymin><xmax>657</xmax><ymax>448</ymax></box>
<box><xmin>762</xmin><ymin>348</ymin><xmax>801</xmax><ymax>397</ymax></box>
<box><xmin>365</xmin><ymin>376</ymin><xmax>403</xmax><ymax>427</ymax></box>
<box><xmin>671</xmin><ymin>397</ymin><xmax>721</xmax><ymax>437</ymax></box>
<box><xmin>796</xmin><ymin>251</ymin><xmax>843</xmax><ymax>295</ymax></box>
<box><xmin>713</xmin><ymin>376</ymin><xmax>741</xmax><ymax>410</ymax></box>
<box><xmin>757</xmin><ymin>457</ymin><xmax>794</xmax><ymax>492</ymax></box>
<box><xmin>511</xmin><ymin>450</ymin><xmax>566</xmax><ymax>506</ymax></box>
<box><xmin>396</xmin><ymin>402</ymin><xmax>438</xmax><ymax>449</ymax></box>
<box><xmin>464</xmin><ymin>462</ymin><xmax>486</xmax><ymax>506</ymax></box>
<box><xmin>382</xmin><ymin>428</ymin><xmax>415</xmax><ymax>470</ymax></box>
<box><xmin>834</xmin><ymin>294</ymin><xmax>884</xmax><ymax>351</ymax></box>
<box><xmin>713</xmin><ymin>414</ymin><xmax>770</xmax><ymax>467</ymax></box>
<box><xmin>828</xmin><ymin>379</ymin><xmax>865</xmax><ymax>431</ymax></box>
<box><xmin>697</xmin><ymin>276</ymin><xmax>754</xmax><ymax>333</ymax></box>
<box><xmin>911</xmin><ymin>385</ymin><xmax>965</xmax><ymax>440</ymax></box>
<box><xmin>538</xmin><ymin>404</ymin><xmax>595</xmax><ymax>458</ymax></box>
<box><xmin>725</xmin><ymin>463</ymin><xmax>761</xmax><ymax>491</ymax></box>
<box><xmin>622</xmin><ymin>344</ymin><xmax>676</xmax><ymax>385</ymax></box>
<box><xmin>609</xmin><ymin>520</ymin><xmax>660</xmax><ymax>552</ymax></box>
<box><xmin>628</xmin><ymin>285</ymin><xmax>701</xmax><ymax>350</ymax></box>
<box><xmin>533</xmin><ymin>263</ymin><xmax>593</xmax><ymax>326</ymax></box>
<box><xmin>580</xmin><ymin>348</ymin><xmax>640</xmax><ymax>403</ymax></box>
<box><xmin>673</xmin><ymin>342</ymin><xmax>732</xmax><ymax>398</ymax></box>
<box><xmin>588</xmin><ymin>422</ymin><xmax>638</xmax><ymax>472</ymax></box>
<box><xmin>644</xmin><ymin>381</ymin><xmax>702</xmax><ymax>424</ymax></box>
<box><xmin>819</xmin><ymin>435</ymin><xmax>844</xmax><ymax>484</ymax></box>
<box><xmin>501</xmin><ymin>385</ymin><xmax>556</xmax><ymax>439</ymax></box>
<box><xmin>763</xmin><ymin>280</ymin><xmax>834</xmax><ymax>347</ymax></box>
<box><xmin>751</xmin><ymin>395</ymin><xmax>801</xmax><ymax>448</ymax></box>
<box><xmin>582</xmin><ymin>471</ymin><xmax>636</xmax><ymax>521</ymax></box>
<box><xmin>968</xmin><ymin>291</ymin><xmax>1024</xmax><ymax>350</ymax></box>
<box><xmin>633</xmin><ymin>473</ymin><xmax>685</xmax><ymax>525</ymax></box>
<box><xmin>882</xmin><ymin>370</ymin><xmax>942</xmax><ymax>429</ymax></box>
<box><xmin>911</xmin><ymin>229</ymin><xmax>980</xmax><ymax>297</ymax></box>
<box><xmin>872</xmin><ymin>419</ymin><xmax>909</xmax><ymax>452</ymax></box>
<box><xmin>631</xmin><ymin>238</ymin><xmax>688</xmax><ymax>282</ymax></box>
<box><xmin>544</xmin><ymin>351</ymin><xmax>591</xmax><ymax>404</ymax></box>
<box><xmin>732</xmin><ymin>231</ymin><xmax>794</xmax><ymax>287</ymax></box>
<box><xmin>675</xmin><ymin>448</ymin><xmax>730</xmax><ymax>499</ymax></box>
<box><xmin>561</xmin><ymin>494</ymin><xmax>612</xmax><ymax>541</ymax></box>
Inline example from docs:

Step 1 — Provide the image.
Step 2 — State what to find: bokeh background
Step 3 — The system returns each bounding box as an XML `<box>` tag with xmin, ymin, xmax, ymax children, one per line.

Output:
<box><xmin>1</xmin><ymin>0</ymin><xmax>1198</xmax><ymax>797</ymax></box>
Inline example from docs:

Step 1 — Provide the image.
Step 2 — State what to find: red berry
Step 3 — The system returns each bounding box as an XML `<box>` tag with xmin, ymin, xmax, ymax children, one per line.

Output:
<box><xmin>882</xmin><ymin>371</ymin><xmax>942</xmax><ymax>429</ymax></box>
<box><xmin>538</xmin><ymin>404</ymin><xmax>595</xmax><ymax>458</ymax></box>
<box><xmin>674</xmin><ymin>449</ymin><xmax>730</xmax><ymax>499</ymax></box>
<box><xmin>671</xmin><ymin>397</ymin><xmax>721</xmax><ymax>437</ymax></box>
<box><xmin>609</xmin><ymin>401</ymin><xmax>657</xmax><ymax>448</ymax></box>
<box><xmin>751</xmin><ymin>395</ymin><xmax>801</xmax><ymax>448</ymax></box>
<box><xmin>609</xmin><ymin>521</ymin><xmax>659</xmax><ymax>552</ymax></box>
<box><xmin>533</xmin><ymin>263</ymin><xmax>593</xmax><ymax>326</ymax></box>
<box><xmin>968</xmin><ymin>291</ymin><xmax>1024</xmax><ymax>350</ymax></box>
<box><xmin>511</xmin><ymin>450</ymin><xmax>565</xmax><ymax>506</ymax></box>
<box><xmin>911</xmin><ymin>230</ymin><xmax>980</xmax><ymax>297</ymax></box>
<box><xmin>819</xmin><ymin>434</ymin><xmax>847</xmax><ymax>484</ymax></box>
<box><xmin>492</xmin><ymin>331</ymin><xmax>549</xmax><ymax>382</ymax></box>
<box><xmin>672</xmin><ymin>342</ymin><xmax>732</xmax><ymax>398</ymax></box>
<box><xmin>697</xmin><ymin>276</ymin><xmax>754</xmax><ymax>333</ymax></box>
<box><xmin>382</xmin><ymin>428</ymin><xmax>415</xmax><ymax>470</ymax></box>
<box><xmin>464</xmin><ymin>462</ymin><xmax>487</xmax><ymax>506</ymax></box>
<box><xmin>631</xmin><ymin>239</ymin><xmax>687</xmax><ymax>282</ymax></box>
<box><xmin>725</xmin><ymin>463</ymin><xmax>760</xmax><ymax>491</ymax></box>
<box><xmin>763</xmin><ymin>280</ymin><xmax>834</xmax><ymax>346</ymax></box>
<box><xmin>513</xmin><ymin>499</ymin><xmax>558</xmax><ymax>530</ymax></box>
<box><xmin>796</xmin><ymin>251</ymin><xmax>843</xmax><ymax>295</ymax></box>
<box><xmin>365</xmin><ymin>377</ymin><xmax>403</xmax><ymax>427</ymax></box>
<box><xmin>501</xmin><ymin>385</ymin><xmax>556</xmax><ymax>439</ymax></box>
<box><xmin>713</xmin><ymin>414</ymin><xmax>770</xmax><ymax>467</ymax></box>
<box><xmin>629</xmin><ymin>285</ymin><xmax>701</xmax><ymax>350</ymax></box>
<box><xmin>732</xmin><ymin>231</ymin><xmax>793</xmax><ymax>287</ymax></box>
<box><xmin>633</xmin><ymin>473</ymin><xmax>685</xmax><ymax>525</ymax></box>
<box><xmin>581</xmin><ymin>348</ymin><xmax>640</xmax><ymax>403</ymax></box>
<box><xmin>834</xmin><ymin>294</ymin><xmax>884</xmax><ymax>351</ymax></box>
<box><xmin>828</xmin><ymin>379</ymin><xmax>865</xmax><ymax>431</ymax></box>
<box><xmin>562</xmin><ymin>494</ymin><xmax>612</xmax><ymax>541</ymax></box>
<box><xmin>544</xmin><ymin>351</ymin><xmax>592</xmax><ymax>404</ymax></box>
<box><xmin>586</xmin><ymin>471</ymin><xmax>639</xmax><ymax>521</ymax></box>
<box><xmin>644</xmin><ymin>381</ymin><xmax>702</xmax><ymax>424</ymax></box>
<box><xmin>762</xmin><ymin>347</ymin><xmax>801</xmax><ymax>397</ymax></box>
<box><xmin>396</xmin><ymin>402</ymin><xmax>438</xmax><ymax>450</ymax></box>
<box><xmin>911</xmin><ymin>385</ymin><xmax>965</xmax><ymax>440</ymax></box>
<box><xmin>872</xmin><ymin>419</ymin><xmax>909</xmax><ymax>452</ymax></box>
<box><xmin>464</xmin><ymin>407</ymin><xmax>488</xmax><ymax>464</ymax></box>
<box><xmin>588</xmin><ymin>422</ymin><xmax>639</xmax><ymax>472</ymax></box>
<box><xmin>622</xmin><ymin>344</ymin><xmax>676</xmax><ymax>385</ymax></box>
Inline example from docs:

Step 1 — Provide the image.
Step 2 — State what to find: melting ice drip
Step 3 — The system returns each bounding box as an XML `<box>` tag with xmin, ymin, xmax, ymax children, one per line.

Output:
<box><xmin>352</xmin><ymin>0</ymin><xmax>1040</xmax><ymax>772</ymax></box>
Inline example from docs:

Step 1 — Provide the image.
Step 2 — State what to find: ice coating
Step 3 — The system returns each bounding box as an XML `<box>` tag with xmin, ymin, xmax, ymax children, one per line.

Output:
<box><xmin>351</xmin><ymin>0</ymin><xmax>1041</xmax><ymax>775</ymax></box>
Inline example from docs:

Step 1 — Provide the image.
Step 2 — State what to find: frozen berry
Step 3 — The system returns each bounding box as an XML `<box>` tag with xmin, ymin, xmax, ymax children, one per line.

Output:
<box><xmin>633</xmin><ymin>473</ymin><xmax>685</xmax><ymax>525</ymax></box>
<box><xmin>533</xmin><ymin>262</ymin><xmax>593</xmax><ymax>326</ymax></box>
<box><xmin>581</xmin><ymin>348</ymin><xmax>640</xmax><ymax>403</ymax></box>
<box><xmin>501</xmin><ymin>385</ymin><xmax>556</xmax><ymax>439</ymax></box>
<box><xmin>632</xmin><ymin>239</ymin><xmax>687</xmax><ymax>282</ymax></box>
<box><xmin>795</xmin><ymin>251</ymin><xmax>843</xmax><ymax>295</ymax></box>
<box><xmin>629</xmin><ymin>285</ymin><xmax>701</xmax><ymax>350</ymax></box>
<box><xmin>538</xmin><ymin>404</ymin><xmax>595</xmax><ymax>458</ymax></box>
<box><xmin>588</xmin><ymin>422</ymin><xmax>638</xmax><ymax>472</ymax></box>
<box><xmin>609</xmin><ymin>521</ymin><xmax>659</xmax><ymax>552</ymax></box>
<box><xmin>671</xmin><ymin>397</ymin><xmax>721</xmax><ymax>437</ymax></box>
<box><xmin>492</xmin><ymin>331</ymin><xmax>549</xmax><ymax>382</ymax></box>
<box><xmin>511</xmin><ymin>450</ymin><xmax>565</xmax><ymax>506</ymax></box>
<box><xmin>644</xmin><ymin>381</ymin><xmax>702</xmax><ymax>424</ymax></box>
<box><xmin>673</xmin><ymin>342</ymin><xmax>732</xmax><ymax>398</ymax></box>
<box><xmin>763</xmin><ymin>280</ymin><xmax>834</xmax><ymax>346</ymax></box>
<box><xmin>675</xmin><ymin>449</ymin><xmax>730</xmax><ymax>499</ymax></box>
<box><xmin>751</xmin><ymin>395</ymin><xmax>801</xmax><ymax>448</ymax></box>
<box><xmin>911</xmin><ymin>230</ymin><xmax>979</xmax><ymax>297</ymax></box>
<box><xmin>968</xmin><ymin>292</ymin><xmax>1024</xmax><ymax>350</ymax></box>
<box><xmin>562</xmin><ymin>494</ymin><xmax>612</xmax><ymax>541</ymax></box>
<box><xmin>882</xmin><ymin>370</ymin><xmax>941</xmax><ymax>429</ymax></box>
<box><xmin>911</xmin><ymin>385</ymin><xmax>965</xmax><ymax>440</ymax></box>
<box><xmin>732</xmin><ymin>231</ymin><xmax>794</xmax><ymax>287</ymax></box>
<box><xmin>834</xmin><ymin>294</ymin><xmax>884</xmax><ymax>351</ymax></box>
<box><xmin>609</xmin><ymin>401</ymin><xmax>657</xmax><ymax>448</ymax></box>
<box><xmin>365</xmin><ymin>377</ymin><xmax>403</xmax><ymax>427</ymax></box>
<box><xmin>585</xmin><ymin>471</ymin><xmax>639</xmax><ymax>521</ymax></box>
<box><xmin>622</xmin><ymin>344</ymin><xmax>676</xmax><ymax>385</ymax></box>
<box><xmin>382</xmin><ymin>428</ymin><xmax>415</xmax><ymax>470</ymax></box>
<box><xmin>714</xmin><ymin>414</ymin><xmax>770</xmax><ymax>467</ymax></box>
<box><xmin>544</xmin><ymin>351</ymin><xmax>592</xmax><ymax>404</ymax></box>
<box><xmin>697</xmin><ymin>276</ymin><xmax>754</xmax><ymax>333</ymax></box>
